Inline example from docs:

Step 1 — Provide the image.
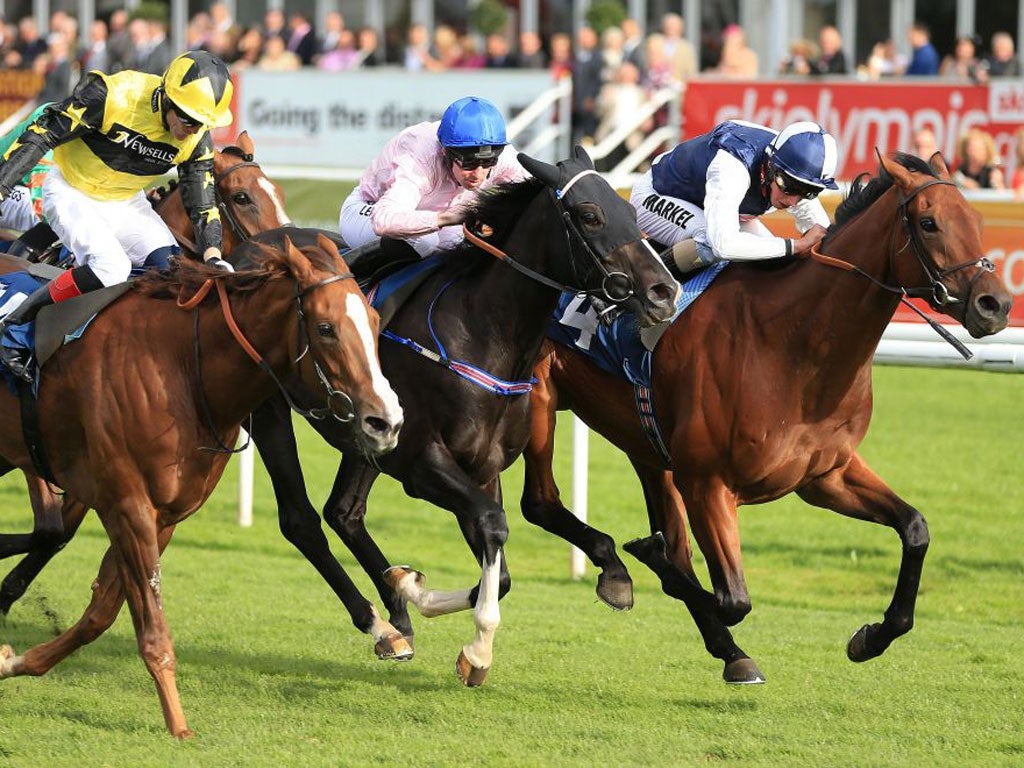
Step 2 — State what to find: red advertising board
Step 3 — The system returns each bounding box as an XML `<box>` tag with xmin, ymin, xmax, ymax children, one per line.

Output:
<box><xmin>682</xmin><ymin>78</ymin><xmax>1024</xmax><ymax>180</ymax></box>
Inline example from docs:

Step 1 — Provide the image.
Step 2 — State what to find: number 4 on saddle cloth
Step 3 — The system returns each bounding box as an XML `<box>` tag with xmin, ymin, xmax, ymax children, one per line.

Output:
<box><xmin>547</xmin><ymin>261</ymin><xmax>727</xmax><ymax>465</ymax></box>
<box><xmin>0</xmin><ymin>266</ymin><xmax>130</xmax><ymax>392</ymax></box>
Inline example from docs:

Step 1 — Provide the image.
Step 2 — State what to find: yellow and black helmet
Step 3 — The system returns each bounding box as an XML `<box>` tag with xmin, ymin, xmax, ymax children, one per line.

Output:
<box><xmin>161</xmin><ymin>51</ymin><xmax>233</xmax><ymax>128</ymax></box>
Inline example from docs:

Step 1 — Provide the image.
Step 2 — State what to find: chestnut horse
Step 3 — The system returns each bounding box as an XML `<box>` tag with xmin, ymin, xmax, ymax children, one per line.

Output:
<box><xmin>0</xmin><ymin>234</ymin><xmax>402</xmax><ymax>737</ymax></box>
<box><xmin>0</xmin><ymin>131</ymin><xmax>291</xmax><ymax>612</ymax></box>
<box><xmin>520</xmin><ymin>152</ymin><xmax>1013</xmax><ymax>683</ymax></box>
<box><xmin>245</xmin><ymin>148</ymin><xmax>679</xmax><ymax>685</ymax></box>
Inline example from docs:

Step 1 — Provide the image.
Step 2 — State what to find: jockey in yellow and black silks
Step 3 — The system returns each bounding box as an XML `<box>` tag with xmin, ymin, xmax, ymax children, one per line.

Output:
<box><xmin>0</xmin><ymin>50</ymin><xmax>234</xmax><ymax>382</ymax></box>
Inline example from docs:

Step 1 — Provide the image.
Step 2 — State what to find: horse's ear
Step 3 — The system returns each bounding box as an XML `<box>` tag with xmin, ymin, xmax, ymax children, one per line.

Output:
<box><xmin>928</xmin><ymin>151</ymin><xmax>951</xmax><ymax>180</ymax></box>
<box><xmin>573</xmin><ymin>144</ymin><xmax>595</xmax><ymax>170</ymax></box>
<box><xmin>237</xmin><ymin>130</ymin><xmax>255</xmax><ymax>159</ymax></box>
<box><xmin>518</xmin><ymin>152</ymin><xmax>560</xmax><ymax>188</ymax></box>
<box><xmin>877</xmin><ymin>150</ymin><xmax>916</xmax><ymax>192</ymax></box>
<box><xmin>317</xmin><ymin>232</ymin><xmax>340</xmax><ymax>259</ymax></box>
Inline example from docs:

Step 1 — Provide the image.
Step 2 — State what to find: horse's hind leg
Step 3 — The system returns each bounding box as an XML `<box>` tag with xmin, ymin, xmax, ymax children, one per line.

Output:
<box><xmin>1</xmin><ymin>543</ymin><xmax>127</xmax><ymax>678</ymax></box>
<box><xmin>0</xmin><ymin>473</ymin><xmax>64</xmax><ymax>561</ymax></box>
<box><xmin>250</xmin><ymin>397</ymin><xmax>401</xmax><ymax>657</ymax></box>
<box><xmin>322</xmin><ymin>451</ymin><xmax>414</xmax><ymax>660</ymax></box>
<box><xmin>1</xmin><ymin>497</ymin><xmax>89</xmax><ymax>614</ymax></box>
<box><xmin>796</xmin><ymin>452</ymin><xmax>929</xmax><ymax>662</ymax></box>
<box><xmin>520</xmin><ymin>366</ymin><xmax>633</xmax><ymax>610</ymax></box>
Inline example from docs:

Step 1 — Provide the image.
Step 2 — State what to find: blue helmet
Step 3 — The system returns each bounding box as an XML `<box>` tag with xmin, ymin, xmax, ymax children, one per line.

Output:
<box><xmin>767</xmin><ymin>122</ymin><xmax>839</xmax><ymax>190</ymax></box>
<box><xmin>437</xmin><ymin>97</ymin><xmax>507</xmax><ymax>162</ymax></box>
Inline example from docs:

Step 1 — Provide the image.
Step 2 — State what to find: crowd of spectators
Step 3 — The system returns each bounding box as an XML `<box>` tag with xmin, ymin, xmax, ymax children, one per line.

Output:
<box><xmin>2</xmin><ymin>5</ymin><xmax>1023</xmax><ymax>192</ymax></box>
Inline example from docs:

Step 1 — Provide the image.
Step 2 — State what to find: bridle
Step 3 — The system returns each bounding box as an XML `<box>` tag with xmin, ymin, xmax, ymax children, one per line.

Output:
<box><xmin>462</xmin><ymin>169</ymin><xmax>653</xmax><ymax>312</ymax></box>
<box><xmin>215</xmin><ymin>155</ymin><xmax>267</xmax><ymax>242</ymax></box>
<box><xmin>177</xmin><ymin>269</ymin><xmax>358</xmax><ymax>452</ymax></box>
<box><xmin>810</xmin><ymin>175</ymin><xmax>993</xmax><ymax>359</ymax></box>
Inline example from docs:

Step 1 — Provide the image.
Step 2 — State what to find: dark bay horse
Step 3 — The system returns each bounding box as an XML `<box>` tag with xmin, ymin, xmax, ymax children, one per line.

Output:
<box><xmin>0</xmin><ymin>234</ymin><xmax>402</xmax><ymax>737</ymax></box>
<box><xmin>520</xmin><ymin>152</ymin><xmax>1013</xmax><ymax>683</ymax></box>
<box><xmin>0</xmin><ymin>131</ymin><xmax>293</xmax><ymax>611</ymax></box>
<box><xmin>246</xmin><ymin>147</ymin><xmax>679</xmax><ymax>684</ymax></box>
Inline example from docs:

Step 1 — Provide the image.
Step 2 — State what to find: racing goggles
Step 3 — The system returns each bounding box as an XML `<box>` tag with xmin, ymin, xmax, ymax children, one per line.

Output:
<box><xmin>774</xmin><ymin>171</ymin><xmax>822</xmax><ymax>200</ymax></box>
<box><xmin>167</xmin><ymin>100</ymin><xmax>203</xmax><ymax>129</ymax></box>
<box><xmin>447</xmin><ymin>148</ymin><xmax>500</xmax><ymax>171</ymax></box>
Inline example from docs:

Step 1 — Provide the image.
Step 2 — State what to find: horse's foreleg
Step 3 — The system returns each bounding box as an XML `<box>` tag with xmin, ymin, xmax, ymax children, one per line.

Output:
<box><xmin>323</xmin><ymin>452</ymin><xmax>413</xmax><ymax>660</ymax></box>
<box><xmin>622</xmin><ymin>531</ymin><xmax>763</xmax><ymax>684</ymax></box>
<box><xmin>797</xmin><ymin>452</ymin><xmax>929</xmax><ymax>662</ymax></box>
<box><xmin>1</xmin><ymin>497</ymin><xmax>89</xmax><ymax>614</ymax></box>
<box><xmin>100</xmin><ymin>510</ymin><xmax>192</xmax><ymax>738</ymax></box>
<box><xmin>682</xmin><ymin>478</ymin><xmax>752</xmax><ymax>626</ymax></box>
<box><xmin>250</xmin><ymin>397</ymin><xmax>388</xmax><ymax>648</ymax></box>
<box><xmin>520</xmin><ymin>368</ymin><xmax>633</xmax><ymax>610</ymax></box>
<box><xmin>390</xmin><ymin>444</ymin><xmax>510</xmax><ymax>686</ymax></box>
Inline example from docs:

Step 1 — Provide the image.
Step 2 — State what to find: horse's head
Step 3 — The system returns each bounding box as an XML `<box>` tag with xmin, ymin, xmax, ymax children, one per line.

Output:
<box><xmin>276</xmin><ymin>233</ymin><xmax>403</xmax><ymax>454</ymax></box>
<box><xmin>879</xmin><ymin>152</ymin><xmax>1012</xmax><ymax>337</ymax></box>
<box><xmin>518</xmin><ymin>146</ymin><xmax>678</xmax><ymax>325</ymax></box>
<box><xmin>213</xmin><ymin>131</ymin><xmax>292</xmax><ymax>250</ymax></box>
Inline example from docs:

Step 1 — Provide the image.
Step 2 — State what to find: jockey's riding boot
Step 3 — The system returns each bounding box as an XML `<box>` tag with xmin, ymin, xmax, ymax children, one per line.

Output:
<box><xmin>5</xmin><ymin>222</ymin><xmax>59</xmax><ymax>263</ymax></box>
<box><xmin>658</xmin><ymin>240</ymin><xmax>705</xmax><ymax>281</ymax></box>
<box><xmin>0</xmin><ymin>282</ymin><xmax>56</xmax><ymax>382</ymax></box>
<box><xmin>0</xmin><ymin>266</ymin><xmax>101</xmax><ymax>383</ymax></box>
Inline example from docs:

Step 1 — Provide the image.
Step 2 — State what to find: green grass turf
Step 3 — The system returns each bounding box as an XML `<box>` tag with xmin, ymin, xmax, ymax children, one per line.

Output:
<box><xmin>0</xmin><ymin>365</ymin><xmax>1021</xmax><ymax>766</ymax></box>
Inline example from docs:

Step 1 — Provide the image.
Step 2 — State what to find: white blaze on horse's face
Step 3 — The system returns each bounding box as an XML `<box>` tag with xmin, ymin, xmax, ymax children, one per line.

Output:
<box><xmin>257</xmin><ymin>177</ymin><xmax>292</xmax><ymax>226</ymax></box>
<box><xmin>345</xmin><ymin>292</ymin><xmax>403</xmax><ymax>426</ymax></box>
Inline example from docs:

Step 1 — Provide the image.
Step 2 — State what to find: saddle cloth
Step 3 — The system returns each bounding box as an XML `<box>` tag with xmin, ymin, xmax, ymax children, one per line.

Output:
<box><xmin>365</xmin><ymin>255</ymin><xmax>443</xmax><ymax>328</ymax></box>
<box><xmin>547</xmin><ymin>261</ymin><xmax>727</xmax><ymax>390</ymax></box>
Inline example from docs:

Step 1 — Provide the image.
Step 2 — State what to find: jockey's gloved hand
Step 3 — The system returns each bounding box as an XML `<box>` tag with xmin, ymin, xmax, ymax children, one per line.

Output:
<box><xmin>203</xmin><ymin>248</ymin><xmax>234</xmax><ymax>272</ymax></box>
<box><xmin>207</xmin><ymin>257</ymin><xmax>234</xmax><ymax>273</ymax></box>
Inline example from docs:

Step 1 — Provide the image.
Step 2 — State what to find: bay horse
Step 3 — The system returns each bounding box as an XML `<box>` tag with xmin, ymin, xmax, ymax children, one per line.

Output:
<box><xmin>519</xmin><ymin>152</ymin><xmax>1013</xmax><ymax>683</ymax></box>
<box><xmin>0</xmin><ymin>234</ymin><xmax>402</xmax><ymax>737</ymax></box>
<box><xmin>245</xmin><ymin>147</ymin><xmax>679</xmax><ymax>683</ymax></box>
<box><xmin>0</xmin><ymin>131</ymin><xmax>292</xmax><ymax>611</ymax></box>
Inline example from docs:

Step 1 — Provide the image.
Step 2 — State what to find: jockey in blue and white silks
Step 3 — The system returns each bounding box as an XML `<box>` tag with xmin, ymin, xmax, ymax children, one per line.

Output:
<box><xmin>632</xmin><ymin>120</ymin><xmax>838</xmax><ymax>276</ymax></box>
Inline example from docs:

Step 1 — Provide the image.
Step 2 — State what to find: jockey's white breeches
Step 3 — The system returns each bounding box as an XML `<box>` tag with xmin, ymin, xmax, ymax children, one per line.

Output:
<box><xmin>0</xmin><ymin>185</ymin><xmax>41</xmax><ymax>233</ymax></box>
<box><xmin>43</xmin><ymin>165</ymin><xmax>177</xmax><ymax>287</ymax></box>
<box><xmin>339</xmin><ymin>186</ymin><xmax>464</xmax><ymax>257</ymax></box>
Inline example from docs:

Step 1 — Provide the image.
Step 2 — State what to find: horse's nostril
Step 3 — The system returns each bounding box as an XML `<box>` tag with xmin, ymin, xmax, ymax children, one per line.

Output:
<box><xmin>975</xmin><ymin>293</ymin><xmax>1002</xmax><ymax>317</ymax></box>
<box><xmin>650</xmin><ymin>282</ymin><xmax>676</xmax><ymax>304</ymax></box>
<box><xmin>364</xmin><ymin>415</ymin><xmax>390</xmax><ymax>435</ymax></box>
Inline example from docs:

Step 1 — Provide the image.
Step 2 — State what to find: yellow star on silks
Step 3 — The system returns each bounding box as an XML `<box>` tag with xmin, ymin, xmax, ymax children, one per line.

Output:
<box><xmin>203</xmin><ymin>207</ymin><xmax>221</xmax><ymax>223</ymax></box>
<box><xmin>61</xmin><ymin>104</ymin><xmax>90</xmax><ymax>131</ymax></box>
<box><xmin>2</xmin><ymin>139</ymin><xmax>21</xmax><ymax>160</ymax></box>
<box><xmin>195</xmin><ymin>149</ymin><xmax>214</xmax><ymax>162</ymax></box>
<box><xmin>202</xmin><ymin>170</ymin><xmax>214</xmax><ymax>189</ymax></box>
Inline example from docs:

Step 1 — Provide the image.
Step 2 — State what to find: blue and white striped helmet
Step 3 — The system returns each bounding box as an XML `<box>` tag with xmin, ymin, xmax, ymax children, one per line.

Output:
<box><xmin>767</xmin><ymin>122</ymin><xmax>839</xmax><ymax>190</ymax></box>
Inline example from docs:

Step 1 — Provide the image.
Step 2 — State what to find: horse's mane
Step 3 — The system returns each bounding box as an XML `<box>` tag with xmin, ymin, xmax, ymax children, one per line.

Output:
<box><xmin>148</xmin><ymin>144</ymin><xmax>248</xmax><ymax>203</ymax></box>
<box><xmin>434</xmin><ymin>178</ymin><xmax>546</xmax><ymax>269</ymax></box>
<box><xmin>824</xmin><ymin>152</ymin><xmax>937</xmax><ymax>244</ymax></box>
<box><xmin>131</xmin><ymin>242</ymin><xmax>323</xmax><ymax>300</ymax></box>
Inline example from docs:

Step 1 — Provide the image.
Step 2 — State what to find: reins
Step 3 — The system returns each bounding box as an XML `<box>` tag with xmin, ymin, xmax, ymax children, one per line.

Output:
<box><xmin>176</xmin><ymin>269</ymin><xmax>358</xmax><ymax>452</ymax></box>
<box><xmin>809</xmin><ymin>177</ymin><xmax>993</xmax><ymax>360</ymax></box>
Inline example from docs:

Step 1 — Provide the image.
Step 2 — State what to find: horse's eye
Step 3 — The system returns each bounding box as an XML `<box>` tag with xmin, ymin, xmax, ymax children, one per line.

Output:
<box><xmin>579</xmin><ymin>211</ymin><xmax>600</xmax><ymax>226</ymax></box>
<box><xmin>317</xmin><ymin>322</ymin><xmax>335</xmax><ymax>338</ymax></box>
<box><xmin>232</xmin><ymin>192</ymin><xmax>252</xmax><ymax>205</ymax></box>
<box><xmin>919</xmin><ymin>217</ymin><xmax>938</xmax><ymax>233</ymax></box>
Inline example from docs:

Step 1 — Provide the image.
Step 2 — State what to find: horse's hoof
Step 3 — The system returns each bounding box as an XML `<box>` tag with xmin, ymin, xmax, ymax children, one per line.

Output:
<box><xmin>596</xmin><ymin>572</ymin><xmax>634</xmax><ymax>611</ymax></box>
<box><xmin>623</xmin><ymin>532</ymin><xmax>667</xmax><ymax>566</ymax></box>
<box><xmin>0</xmin><ymin>644</ymin><xmax>17</xmax><ymax>678</ymax></box>
<box><xmin>847</xmin><ymin>623</ymin><xmax>884</xmax><ymax>662</ymax></box>
<box><xmin>723</xmin><ymin>657</ymin><xmax>765</xmax><ymax>684</ymax></box>
<box><xmin>173</xmin><ymin>728</ymin><xmax>196</xmax><ymax>740</ymax></box>
<box><xmin>383</xmin><ymin>565</ymin><xmax>423</xmax><ymax>592</ymax></box>
<box><xmin>374</xmin><ymin>632</ymin><xmax>415</xmax><ymax>662</ymax></box>
<box><xmin>455</xmin><ymin>650</ymin><xmax>489</xmax><ymax>687</ymax></box>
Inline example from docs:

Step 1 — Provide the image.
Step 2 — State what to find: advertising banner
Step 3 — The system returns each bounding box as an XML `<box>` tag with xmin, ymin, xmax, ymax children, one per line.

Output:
<box><xmin>683</xmin><ymin>78</ymin><xmax>1024</xmax><ymax>180</ymax></box>
<box><xmin>225</xmin><ymin>69</ymin><xmax>555</xmax><ymax>168</ymax></box>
